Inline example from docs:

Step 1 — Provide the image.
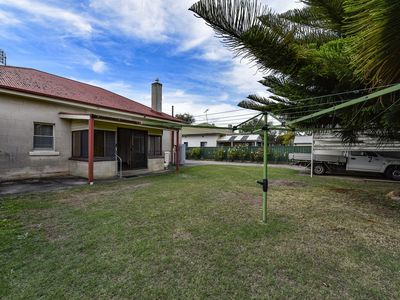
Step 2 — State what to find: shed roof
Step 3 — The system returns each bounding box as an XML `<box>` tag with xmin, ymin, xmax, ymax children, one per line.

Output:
<box><xmin>0</xmin><ymin>66</ymin><xmax>180</xmax><ymax>122</ymax></box>
<box><xmin>182</xmin><ymin>126</ymin><xmax>232</xmax><ymax>136</ymax></box>
<box><xmin>293</xmin><ymin>135</ymin><xmax>313</xmax><ymax>145</ymax></box>
<box><xmin>217</xmin><ymin>134</ymin><xmax>261</xmax><ymax>142</ymax></box>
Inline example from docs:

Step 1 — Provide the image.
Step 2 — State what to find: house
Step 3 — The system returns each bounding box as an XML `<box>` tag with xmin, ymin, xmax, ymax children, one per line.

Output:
<box><xmin>0</xmin><ymin>66</ymin><xmax>183</xmax><ymax>183</ymax></box>
<box><xmin>182</xmin><ymin>126</ymin><xmax>232</xmax><ymax>147</ymax></box>
<box><xmin>216</xmin><ymin>134</ymin><xmax>262</xmax><ymax>147</ymax></box>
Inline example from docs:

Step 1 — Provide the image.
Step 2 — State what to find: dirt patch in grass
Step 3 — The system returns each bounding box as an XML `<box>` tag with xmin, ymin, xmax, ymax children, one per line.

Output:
<box><xmin>222</xmin><ymin>191</ymin><xmax>262</xmax><ymax>207</ymax></box>
<box><xmin>269</xmin><ymin>180</ymin><xmax>307</xmax><ymax>187</ymax></box>
<box><xmin>58</xmin><ymin>182</ymin><xmax>151</xmax><ymax>209</ymax></box>
<box><xmin>330</xmin><ymin>187</ymin><xmax>362</xmax><ymax>194</ymax></box>
<box><xmin>172</xmin><ymin>228</ymin><xmax>193</xmax><ymax>241</ymax></box>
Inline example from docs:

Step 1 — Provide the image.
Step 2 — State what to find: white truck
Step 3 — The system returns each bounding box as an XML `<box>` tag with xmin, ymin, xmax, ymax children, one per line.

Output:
<box><xmin>290</xmin><ymin>151</ymin><xmax>400</xmax><ymax>180</ymax></box>
<box><xmin>289</xmin><ymin>135</ymin><xmax>400</xmax><ymax>181</ymax></box>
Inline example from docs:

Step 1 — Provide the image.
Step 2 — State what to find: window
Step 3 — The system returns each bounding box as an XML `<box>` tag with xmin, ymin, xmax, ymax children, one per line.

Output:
<box><xmin>33</xmin><ymin>123</ymin><xmax>54</xmax><ymax>149</ymax></box>
<box><xmin>72</xmin><ymin>130</ymin><xmax>115</xmax><ymax>159</ymax></box>
<box><xmin>351</xmin><ymin>151</ymin><xmax>364</xmax><ymax>156</ymax></box>
<box><xmin>184</xmin><ymin>142</ymin><xmax>188</xmax><ymax>147</ymax></box>
<box><xmin>148</xmin><ymin>135</ymin><xmax>162</xmax><ymax>157</ymax></box>
<box><xmin>351</xmin><ymin>151</ymin><xmax>377</xmax><ymax>157</ymax></box>
<box><xmin>200</xmin><ymin>141</ymin><xmax>207</xmax><ymax>147</ymax></box>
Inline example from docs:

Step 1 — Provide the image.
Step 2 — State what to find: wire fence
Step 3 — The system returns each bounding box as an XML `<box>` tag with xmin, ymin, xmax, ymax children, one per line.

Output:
<box><xmin>186</xmin><ymin>145</ymin><xmax>311</xmax><ymax>164</ymax></box>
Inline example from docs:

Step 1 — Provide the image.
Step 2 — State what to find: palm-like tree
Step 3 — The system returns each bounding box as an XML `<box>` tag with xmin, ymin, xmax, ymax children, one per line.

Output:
<box><xmin>189</xmin><ymin>0</ymin><xmax>400</xmax><ymax>141</ymax></box>
<box><xmin>345</xmin><ymin>0</ymin><xmax>400</xmax><ymax>86</ymax></box>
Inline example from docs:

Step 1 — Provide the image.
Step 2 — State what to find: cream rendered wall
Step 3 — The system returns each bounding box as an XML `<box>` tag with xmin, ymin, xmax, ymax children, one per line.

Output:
<box><xmin>69</xmin><ymin>160</ymin><xmax>117</xmax><ymax>179</ymax></box>
<box><xmin>182</xmin><ymin>134</ymin><xmax>220</xmax><ymax>147</ymax></box>
<box><xmin>162</xmin><ymin>129</ymin><xmax>183</xmax><ymax>164</ymax></box>
<box><xmin>0</xmin><ymin>93</ymin><xmax>73</xmax><ymax>181</ymax></box>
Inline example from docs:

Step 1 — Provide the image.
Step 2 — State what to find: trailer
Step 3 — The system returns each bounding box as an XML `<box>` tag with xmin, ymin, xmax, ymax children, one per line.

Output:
<box><xmin>289</xmin><ymin>134</ymin><xmax>400</xmax><ymax>181</ymax></box>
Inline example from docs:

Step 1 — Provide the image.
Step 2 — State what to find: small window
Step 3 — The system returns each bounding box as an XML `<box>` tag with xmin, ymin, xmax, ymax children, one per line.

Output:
<box><xmin>200</xmin><ymin>141</ymin><xmax>207</xmax><ymax>147</ymax></box>
<box><xmin>184</xmin><ymin>142</ymin><xmax>188</xmax><ymax>147</ymax></box>
<box><xmin>148</xmin><ymin>135</ymin><xmax>162</xmax><ymax>157</ymax></box>
<box><xmin>33</xmin><ymin>123</ymin><xmax>54</xmax><ymax>149</ymax></box>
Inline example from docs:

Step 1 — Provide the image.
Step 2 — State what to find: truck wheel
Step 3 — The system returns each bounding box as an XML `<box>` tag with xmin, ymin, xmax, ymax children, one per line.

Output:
<box><xmin>386</xmin><ymin>166</ymin><xmax>400</xmax><ymax>181</ymax></box>
<box><xmin>313</xmin><ymin>164</ymin><xmax>326</xmax><ymax>175</ymax></box>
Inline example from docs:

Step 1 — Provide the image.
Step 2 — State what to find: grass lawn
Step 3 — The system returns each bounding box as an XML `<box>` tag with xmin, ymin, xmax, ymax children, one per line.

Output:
<box><xmin>1</xmin><ymin>166</ymin><xmax>400</xmax><ymax>299</ymax></box>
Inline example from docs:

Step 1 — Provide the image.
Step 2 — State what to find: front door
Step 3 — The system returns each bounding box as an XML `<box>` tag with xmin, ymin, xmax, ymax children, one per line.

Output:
<box><xmin>132</xmin><ymin>130</ymin><xmax>147</xmax><ymax>169</ymax></box>
<box><xmin>117</xmin><ymin>128</ymin><xmax>148</xmax><ymax>170</ymax></box>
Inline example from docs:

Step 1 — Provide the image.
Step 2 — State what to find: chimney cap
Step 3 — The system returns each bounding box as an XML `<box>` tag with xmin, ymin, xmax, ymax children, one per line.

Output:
<box><xmin>154</xmin><ymin>78</ymin><xmax>160</xmax><ymax>84</ymax></box>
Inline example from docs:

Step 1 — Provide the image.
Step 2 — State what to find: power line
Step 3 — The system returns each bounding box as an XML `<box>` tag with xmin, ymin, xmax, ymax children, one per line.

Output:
<box><xmin>277</xmin><ymin>99</ymin><xmax>348</xmax><ymax>112</ymax></box>
<box><xmin>287</xmin><ymin>83</ymin><xmax>398</xmax><ymax>103</ymax></box>
<box><xmin>193</xmin><ymin>108</ymin><xmax>247</xmax><ymax>117</ymax></box>
<box><xmin>196</xmin><ymin>112</ymin><xmax>259</xmax><ymax>122</ymax></box>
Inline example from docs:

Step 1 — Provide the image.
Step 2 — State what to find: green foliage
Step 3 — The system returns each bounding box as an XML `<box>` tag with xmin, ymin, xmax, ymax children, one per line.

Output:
<box><xmin>279</xmin><ymin>132</ymin><xmax>295</xmax><ymax>146</ymax></box>
<box><xmin>250</xmin><ymin>148</ymin><xmax>264</xmax><ymax>162</ymax></box>
<box><xmin>240</xmin><ymin>117</ymin><xmax>264</xmax><ymax>133</ymax></box>
<box><xmin>345</xmin><ymin>0</ymin><xmax>400</xmax><ymax>86</ymax></box>
<box><xmin>227</xmin><ymin>147</ymin><xmax>239</xmax><ymax>161</ymax></box>
<box><xmin>175</xmin><ymin>113</ymin><xmax>195</xmax><ymax>124</ymax></box>
<box><xmin>190</xmin><ymin>147</ymin><xmax>202</xmax><ymax>159</ymax></box>
<box><xmin>190</xmin><ymin>0</ymin><xmax>400</xmax><ymax>142</ymax></box>
<box><xmin>213</xmin><ymin>148</ymin><xmax>226</xmax><ymax>161</ymax></box>
<box><xmin>237</xmin><ymin>146</ymin><xmax>248</xmax><ymax>162</ymax></box>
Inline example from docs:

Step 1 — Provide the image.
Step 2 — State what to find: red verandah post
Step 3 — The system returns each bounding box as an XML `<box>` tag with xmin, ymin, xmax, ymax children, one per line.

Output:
<box><xmin>176</xmin><ymin>129</ymin><xmax>180</xmax><ymax>171</ymax></box>
<box><xmin>88</xmin><ymin>115</ymin><xmax>94</xmax><ymax>184</ymax></box>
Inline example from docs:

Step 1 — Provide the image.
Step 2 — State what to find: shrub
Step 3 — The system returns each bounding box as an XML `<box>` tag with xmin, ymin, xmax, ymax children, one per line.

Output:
<box><xmin>227</xmin><ymin>147</ymin><xmax>239</xmax><ymax>161</ymax></box>
<box><xmin>214</xmin><ymin>148</ymin><xmax>225</xmax><ymax>161</ymax></box>
<box><xmin>237</xmin><ymin>146</ymin><xmax>248</xmax><ymax>162</ymax></box>
<box><xmin>190</xmin><ymin>147</ymin><xmax>202</xmax><ymax>160</ymax></box>
<box><xmin>254</xmin><ymin>148</ymin><xmax>264</xmax><ymax>162</ymax></box>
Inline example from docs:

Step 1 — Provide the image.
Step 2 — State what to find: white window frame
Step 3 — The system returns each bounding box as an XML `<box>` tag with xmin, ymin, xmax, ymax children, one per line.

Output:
<box><xmin>29</xmin><ymin>122</ymin><xmax>59</xmax><ymax>156</ymax></box>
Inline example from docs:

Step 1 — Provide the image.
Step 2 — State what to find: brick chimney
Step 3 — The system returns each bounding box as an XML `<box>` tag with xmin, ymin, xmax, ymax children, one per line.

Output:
<box><xmin>151</xmin><ymin>79</ymin><xmax>162</xmax><ymax>112</ymax></box>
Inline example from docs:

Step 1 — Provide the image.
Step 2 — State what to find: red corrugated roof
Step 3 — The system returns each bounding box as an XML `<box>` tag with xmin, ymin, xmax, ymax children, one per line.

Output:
<box><xmin>0</xmin><ymin>66</ymin><xmax>181</xmax><ymax>122</ymax></box>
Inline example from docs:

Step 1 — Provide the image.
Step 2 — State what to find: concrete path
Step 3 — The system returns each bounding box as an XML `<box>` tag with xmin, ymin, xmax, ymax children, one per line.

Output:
<box><xmin>0</xmin><ymin>177</ymin><xmax>88</xmax><ymax>196</ymax></box>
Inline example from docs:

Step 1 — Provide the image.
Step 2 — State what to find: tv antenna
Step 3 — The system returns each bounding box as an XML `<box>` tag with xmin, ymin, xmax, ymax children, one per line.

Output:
<box><xmin>204</xmin><ymin>109</ymin><xmax>209</xmax><ymax>123</ymax></box>
<box><xmin>0</xmin><ymin>49</ymin><xmax>6</xmax><ymax>66</ymax></box>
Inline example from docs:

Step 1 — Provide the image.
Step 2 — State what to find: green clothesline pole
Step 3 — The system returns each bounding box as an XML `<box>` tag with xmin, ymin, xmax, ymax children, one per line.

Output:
<box><xmin>262</xmin><ymin>113</ymin><xmax>268</xmax><ymax>223</ymax></box>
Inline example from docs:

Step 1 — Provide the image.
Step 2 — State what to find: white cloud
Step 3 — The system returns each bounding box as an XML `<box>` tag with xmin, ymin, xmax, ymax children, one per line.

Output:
<box><xmin>92</xmin><ymin>59</ymin><xmax>107</xmax><ymax>73</ymax></box>
<box><xmin>0</xmin><ymin>10</ymin><xmax>20</xmax><ymax>25</ymax></box>
<box><xmin>88</xmin><ymin>0</ymin><xmax>229</xmax><ymax>61</ymax></box>
<box><xmin>89</xmin><ymin>0</ymin><xmax>167</xmax><ymax>41</ymax></box>
<box><xmin>219</xmin><ymin>57</ymin><xmax>271</xmax><ymax>98</ymax></box>
<box><xmin>0</xmin><ymin>0</ymin><xmax>93</xmax><ymax>36</ymax></box>
<box><xmin>88</xmin><ymin>0</ymin><xmax>302</xmax><ymax>63</ymax></box>
<box><xmin>262</xmin><ymin>0</ymin><xmax>304</xmax><ymax>12</ymax></box>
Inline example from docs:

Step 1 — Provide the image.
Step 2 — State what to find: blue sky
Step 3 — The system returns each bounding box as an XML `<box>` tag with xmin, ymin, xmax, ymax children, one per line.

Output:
<box><xmin>0</xmin><ymin>0</ymin><xmax>302</xmax><ymax>125</ymax></box>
